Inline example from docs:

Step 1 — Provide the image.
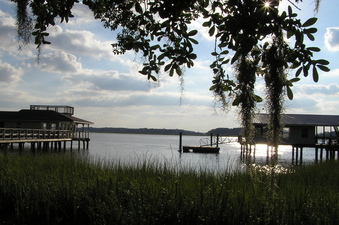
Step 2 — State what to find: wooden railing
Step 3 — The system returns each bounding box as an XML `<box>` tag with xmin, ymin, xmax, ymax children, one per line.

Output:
<box><xmin>0</xmin><ymin>128</ymin><xmax>89</xmax><ymax>142</ymax></box>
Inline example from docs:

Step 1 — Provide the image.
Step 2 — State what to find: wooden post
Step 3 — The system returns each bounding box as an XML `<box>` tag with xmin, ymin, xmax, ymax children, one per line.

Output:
<box><xmin>210</xmin><ymin>133</ymin><xmax>213</xmax><ymax>146</ymax></box>
<box><xmin>179</xmin><ymin>132</ymin><xmax>182</xmax><ymax>152</ymax></box>
<box><xmin>216</xmin><ymin>134</ymin><xmax>219</xmax><ymax>147</ymax></box>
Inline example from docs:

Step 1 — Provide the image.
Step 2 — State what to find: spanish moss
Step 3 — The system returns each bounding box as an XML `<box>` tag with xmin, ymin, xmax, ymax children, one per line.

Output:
<box><xmin>264</xmin><ymin>32</ymin><xmax>288</xmax><ymax>151</ymax></box>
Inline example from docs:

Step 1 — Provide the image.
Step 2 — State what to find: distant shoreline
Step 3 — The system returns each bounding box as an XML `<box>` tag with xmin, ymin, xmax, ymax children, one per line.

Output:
<box><xmin>89</xmin><ymin>127</ymin><xmax>241</xmax><ymax>136</ymax></box>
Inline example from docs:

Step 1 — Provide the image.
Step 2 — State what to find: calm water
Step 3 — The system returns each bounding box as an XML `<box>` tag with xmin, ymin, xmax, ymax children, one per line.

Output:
<box><xmin>74</xmin><ymin>132</ymin><xmax>318</xmax><ymax>173</ymax></box>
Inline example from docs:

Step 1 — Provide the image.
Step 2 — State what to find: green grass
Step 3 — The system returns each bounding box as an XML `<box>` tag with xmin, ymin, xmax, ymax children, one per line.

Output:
<box><xmin>0</xmin><ymin>152</ymin><xmax>338</xmax><ymax>224</ymax></box>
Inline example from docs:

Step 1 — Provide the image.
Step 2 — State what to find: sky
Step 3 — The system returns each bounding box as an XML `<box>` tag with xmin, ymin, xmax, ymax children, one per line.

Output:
<box><xmin>0</xmin><ymin>0</ymin><xmax>338</xmax><ymax>132</ymax></box>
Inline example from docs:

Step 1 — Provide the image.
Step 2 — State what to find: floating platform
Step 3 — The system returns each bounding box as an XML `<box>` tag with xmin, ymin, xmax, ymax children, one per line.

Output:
<box><xmin>182</xmin><ymin>146</ymin><xmax>220</xmax><ymax>153</ymax></box>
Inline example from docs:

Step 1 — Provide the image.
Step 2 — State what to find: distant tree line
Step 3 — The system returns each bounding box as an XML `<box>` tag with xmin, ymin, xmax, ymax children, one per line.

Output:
<box><xmin>89</xmin><ymin>127</ymin><xmax>241</xmax><ymax>136</ymax></box>
<box><xmin>207</xmin><ymin>127</ymin><xmax>241</xmax><ymax>136</ymax></box>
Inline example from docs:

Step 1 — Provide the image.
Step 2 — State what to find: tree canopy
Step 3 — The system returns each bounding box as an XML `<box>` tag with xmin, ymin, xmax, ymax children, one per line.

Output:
<box><xmin>12</xmin><ymin>0</ymin><xmax>329</xmax><ymax>149</ymax></box>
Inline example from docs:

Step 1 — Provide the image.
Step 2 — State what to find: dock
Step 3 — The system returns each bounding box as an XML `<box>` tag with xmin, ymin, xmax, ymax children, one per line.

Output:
<box><xmin>179</xmin><ymin>133</ymin><xmax>230</xmax><ymax>153</ymax></box>
<box><xmin>0</xmin><ymin>128</ymin><xmax>90</xmax><ymax>151</ymax></box>
<box><xmin>182</xmin><ymin>145</ymin><xmax>220</xmax><ymax>153</ymax></box>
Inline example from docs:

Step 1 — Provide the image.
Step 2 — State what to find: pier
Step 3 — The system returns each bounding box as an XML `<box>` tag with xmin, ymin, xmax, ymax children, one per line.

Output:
<box><xmin>179</xmin><ymin>133</ymin><xmax>233</xmax><ymax>153</ymax></box>
<box><xmin>0</xmin><ymin>105</ymin><xmax>93</xmax><ymax>152</ymax></box>
<box><xmin>292</xmin><ymin>143</ymin><xmax>339</xmax><ymax>164</ymax></box>
<box><xmin>0</xmin><ymin>128</ymin><xmax>90</xmax><ymax>151</ymax></box>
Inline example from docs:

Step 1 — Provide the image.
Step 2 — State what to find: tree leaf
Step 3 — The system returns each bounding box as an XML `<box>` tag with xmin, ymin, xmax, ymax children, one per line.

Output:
<box><xmin>232</xmin><ymin>96</ymin><xmax>241</xmax><ymax>106</ymax></box>
<box><xmin>209</xmin><ymin>26</ymin><xmax>215</xmax><ymax>36</ymax></box>
<box><xmin>253</xmin><ymin>95</ymin><xmax>263</xmax><ymax>103</ymax></box>
<box><xmin>289</xmin><ymin>78</ymin><xmax>300</xmax><ymax>83</ymax></box>
<box><xmin>175</xmin><ymin>65</ymin><xmax>182</xmax><ymax>76</ymax></box>
<box><xmin>135</xmin><ymin>2</ymin><xmax>143</xmax><ymax>14</ymax></box>
<box><xmin>220</xmin><ymin>50</ymin><xmax>229</xmax><ymax>55</ymax></box>
<box><xmin>209</xmin><ymin>84</ymin><xmax>217</xmax><ymax>91</ymax></box>
<box><xmin>188</xmin><ymin>37</ymin><xmax>199</xmax><ymax>45</ymax></box>
<box><xmin>169</xmin><ymin>67</ymin><xmax>174</xmax><ymax>77</ymax></box>
<box><xmin>312</xmin><ymin>65</ymin><xmax>319</xmax><ymax>82</ymax></box>
<box><xmin>187</xmin><ymin>30</ymin><xmax>198</xmax><ymax>36</ymax></box>
<box><xmin>290</xmin><ymin>61</ymin><xmax>300</xmax><ymax>69</ymax></box>
<box><xmin>286</xmin><ymin>86</ymin><xmax>294</xmax><ymax>100</ymax></box>
<box><xmin>302</xmin><ymin>17</ymin><xmax>318</xmax><ymax>27</ymax></box>
<box><xmin>315</xmin><ymin>59</ymin><xmax>330</xmax><ymax>65</ymax></box>
<box><xmin>306</xmin><ymin>32</ymin><xmax>315</xmax><ymax>41</ymax></box>
<box><xmin>188</xmin><ymin>53</ymin><xmax>197</xmax><ymax>60</ymax></box>
<box><xmin>295</xmin><ymin>67</ymin><xmax>303</xmax><ymax>77</ymax></box>
<box><xmin>316</xmin><ymin>65</ymin><xmax>330</xmax><ymax>72</ymax></box>
<box><xmin>307</xmin><ymin>47</ymin><xmax>320</xmax><ymax>52</ymax></box>
<box><xmin>202</xmin><ymin>20</ymin><xmax>211</xmax><ymax>27</ymax></box>
<box><xmin>149</xmin><ymin>75</ymin><xmax>157</xmax><ymax>81</ymax></box>
<box><xmin>164</xmin><ymin>63</ymin><xmax>172</xmax><ymax>72</ymax></box>
<box><xmin>305</xmin><ymin>28</ymin><xmax>317</xmax><ymax>34</ymax></box>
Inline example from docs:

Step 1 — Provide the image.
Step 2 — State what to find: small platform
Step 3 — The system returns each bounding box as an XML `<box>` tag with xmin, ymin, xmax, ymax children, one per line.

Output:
<box><xmin>182</xmin><ymin>146</ymin><xmax>220</xmax><ymax>153</ymax></box>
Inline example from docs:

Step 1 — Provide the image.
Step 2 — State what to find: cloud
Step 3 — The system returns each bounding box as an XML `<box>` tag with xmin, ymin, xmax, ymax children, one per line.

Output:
<box><xmin>297</xmin><ymin>83</ymin><xmax>339</xmax><ymax>96</ymax></box>
<box><xmin>38</xmin><ymin>52</ymin><xmax>83</xmax><ymax>73</ymax></box>
<box><xmin>0</xmin><ymin>9</ymin><xmax>19</xmax><ymax>52</ymax></box>
<box><xmin>68</xmin><ymin>3</ymin><xmax>96</xmax><ymax>25</ymax></box>
<box><xmin>46</xmin><ymin>26</ymin><xmax>113</xmax><ymax>59</ymax></box>
<box><xmin>0</xmin><ymin>60</ymin><xmax>23</xmax><ymax>85</ymax></box>
<box><xmin>324</xmin><ymin>27</ymin><xmax>339</xmax><ymax>51</ymax></box>
<box><xmin>285</xmin><ymin>96</ymin><xmax>318</xmax><ymax>112</ymax></box>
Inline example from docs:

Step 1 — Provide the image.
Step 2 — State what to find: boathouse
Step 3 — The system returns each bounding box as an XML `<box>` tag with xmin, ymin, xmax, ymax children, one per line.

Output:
<box><xmin>253</xmin><ymin>114</ymin><xmax>339</xmax><ymax>145</ymax></box>
<box><xmin>252</xmin><ymin>114</ymin><xmax>339</xmax><ymax>162</ymax></box>
<box><xmin>0</xmin><ymin>105</ymin><xmax>93</xmax><ymax>150</ymax></box>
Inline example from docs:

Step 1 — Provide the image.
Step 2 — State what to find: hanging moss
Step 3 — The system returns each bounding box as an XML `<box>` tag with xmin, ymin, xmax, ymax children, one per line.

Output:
<box><xmin>235</xmin><ymin>55</ymin><xmax>258</xmax><ymax>151</ymax></box>
<box><xmin>264</xmin><ymin>31</ymin><xmax>288</xmax><ymax>150</ymax></box>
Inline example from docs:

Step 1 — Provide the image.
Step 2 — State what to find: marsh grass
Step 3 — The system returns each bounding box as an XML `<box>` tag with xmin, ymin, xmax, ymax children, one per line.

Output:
<box><xmin>0</xmin><ymin>152</ymin><xmax>338</xmax><ymax>224</ymax></box>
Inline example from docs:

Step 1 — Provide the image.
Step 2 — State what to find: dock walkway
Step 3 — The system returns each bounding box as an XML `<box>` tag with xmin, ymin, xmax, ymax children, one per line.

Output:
<box><xmin>0</xmin><ymin>128</ymin><xmax>90</xmax><ymax>151</ymax></box>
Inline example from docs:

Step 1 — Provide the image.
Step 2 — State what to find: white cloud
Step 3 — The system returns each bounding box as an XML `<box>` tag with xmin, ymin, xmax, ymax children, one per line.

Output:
<box><xmin>0</xmin><ymin>9</ymin><xmax>19</xmax><ymax>52</ymax></box>
<box><xmin>68</xmin><ymin>3</ymin><xmax>96</xmax><ymax>25</ymax></box>
<box><xmin>324</xmin><ymin>27</ymin><xmax>339</xmax><ymax>51</ymax></box>
<box><xmin>38</xmin><ymin>52</ymin><xmax>83</xmax><ymax>73</ymax></box>
<box><xmin>0</xmin><ymin>60</ymin><xmax>23</xmax><ymax>85</ymax></box>
<box><xmin>298</xmin><ymin>83</ymin><xmax>339</xmax><ymax>96</ymax></box>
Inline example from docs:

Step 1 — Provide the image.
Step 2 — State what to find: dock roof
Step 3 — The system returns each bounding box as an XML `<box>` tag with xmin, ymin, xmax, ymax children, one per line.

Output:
<box><xmin>0</xmin><ymin>110</ymin><xmax>93</xmax><ymax>125</ymax></box>
<box><xmin>253</xmin><ymin>114</ymin><xmax>339</xmax><ymax>126</ymax></box>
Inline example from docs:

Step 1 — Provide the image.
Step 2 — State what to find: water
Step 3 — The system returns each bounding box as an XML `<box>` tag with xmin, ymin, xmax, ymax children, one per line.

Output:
<box><xmin>77</xmin><ymin>132</ymin><xmax>318</xmax><ymax>173</ymax></box>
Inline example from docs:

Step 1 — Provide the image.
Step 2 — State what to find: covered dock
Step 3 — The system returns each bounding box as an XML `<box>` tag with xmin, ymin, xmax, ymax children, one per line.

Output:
<box><xmin>252</xmin><ymin>114</ymin><xmax>339</xmax><ymax>163</ymax></box>
<box><xmin>0</xmin><ymin>105</ymin><xmax>93</xmax><ymax>151</ymax></box>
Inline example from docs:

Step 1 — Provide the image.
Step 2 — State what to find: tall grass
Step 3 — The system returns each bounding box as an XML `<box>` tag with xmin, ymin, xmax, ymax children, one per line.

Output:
<box><xmin>0</xmin><ymin>152</ymin><xmax>338</xmax><ymax>224</ymax></box>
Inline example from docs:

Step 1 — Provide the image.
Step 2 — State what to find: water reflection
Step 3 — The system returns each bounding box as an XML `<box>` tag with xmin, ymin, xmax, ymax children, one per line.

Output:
<box><xmin>0</xmin><ymin>133</ymin><xmax>330</xmax><ymax>174</ymax></box>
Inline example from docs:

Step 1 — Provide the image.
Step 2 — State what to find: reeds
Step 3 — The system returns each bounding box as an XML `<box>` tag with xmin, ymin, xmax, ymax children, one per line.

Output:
<box><xmin>0</xmin><ymin>152</ymin><xmax>338</xmax><ymax>224</ymax></box>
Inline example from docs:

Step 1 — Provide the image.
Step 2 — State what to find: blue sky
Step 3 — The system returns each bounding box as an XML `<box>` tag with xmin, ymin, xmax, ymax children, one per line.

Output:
<box><xmin>0</xmin><ymin>0</ymin><xmax>338</xmax><ymax>132</ymax></box>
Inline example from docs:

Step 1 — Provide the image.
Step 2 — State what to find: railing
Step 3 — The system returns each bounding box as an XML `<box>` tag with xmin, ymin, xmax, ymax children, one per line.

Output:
<box><xmin>199</xmin><ymin>136</ymin><xmax>235</xmax><ymax>146</ymax></box>
<box><xmin>73</xmin><ymin>130</ymin><xmax>90</xmax><ymax>139</ymax></box>
<box><xmin>0</xmin><ymin>128</ymin><xmax>88</xmax><ymax>142</ymax></box>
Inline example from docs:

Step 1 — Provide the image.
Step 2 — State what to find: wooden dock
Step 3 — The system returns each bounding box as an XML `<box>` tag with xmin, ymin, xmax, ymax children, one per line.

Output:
<box><xmin>179</xmin><ymin>133</ymin><xmax>223</xmax><ymax>153</ymax></box>
<box><xmin>182</xmin><ymin>145</ymin><xmax>220</xmax><ymax>153</ymax></box>
<box><xmin>0</xmin><ymin>128</ymin><xmax>90</xmax><ymax>151</ymax></box>
<box><xmin>292</xmin><ymin>144</ymin><xmax>339</xmax><ymax>164</ymax></box>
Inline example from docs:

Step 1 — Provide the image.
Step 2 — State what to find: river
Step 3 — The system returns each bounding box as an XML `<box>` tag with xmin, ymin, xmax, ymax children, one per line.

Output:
<box><xmin>73</xmin><ymin>132</ymin><xmax>318</xmax><ymax>173</ymax></box>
